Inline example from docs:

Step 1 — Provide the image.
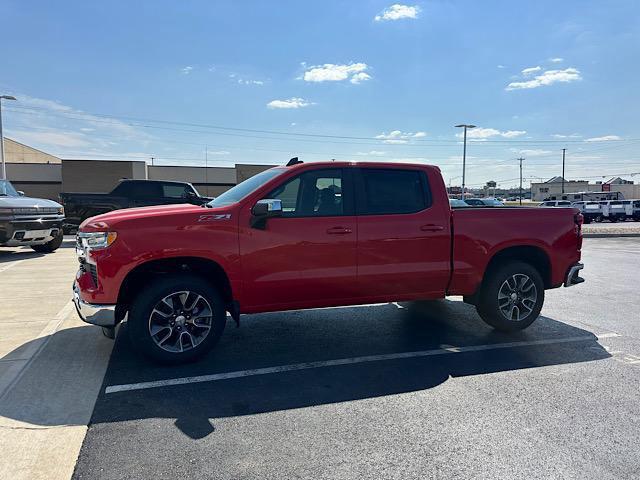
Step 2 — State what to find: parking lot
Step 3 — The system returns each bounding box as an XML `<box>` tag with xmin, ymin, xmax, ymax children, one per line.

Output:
<box><xmin>1</xmin><ymin>237</ymin><xmax>639</xmax><ymax>479</ymax></box>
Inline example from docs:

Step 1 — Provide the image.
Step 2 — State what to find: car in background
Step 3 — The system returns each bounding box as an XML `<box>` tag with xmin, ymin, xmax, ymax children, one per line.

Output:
<box><xmin>540</xmin><ymin>200</ymin><xmax>573</xmax><ymax>208</ymax></box>
<box><xmin>464</xmin><ymin>198</ymin><xmax>504</xmax><ymax>207</ymax></box>
<box><xmin>571</xmin><ymin>201</ymin><xmax>603</xmax><ymax>223</ymax></box>
<box><xmin>0</xmin><ymin>179</ymin><xmax>65</xmax><ymax>252</ymax></box>
<box><xmin>633</xmin><ymin>200</ymin><xmax>640</xmax><ymax>221</ymax></box>
<box><xmin>60</xmin><ymin>179</ymin><xmax>213</xmax><ymax>233</ymax></box>
<box><xmin>449</xmin><ymin>198</ymin><xmax>468</xmax><ymax>207</ymax></box>
<box><xmin>602</xmin><ymin>200</ymin><xmax>631</xmax><ymax>222</ymax></box>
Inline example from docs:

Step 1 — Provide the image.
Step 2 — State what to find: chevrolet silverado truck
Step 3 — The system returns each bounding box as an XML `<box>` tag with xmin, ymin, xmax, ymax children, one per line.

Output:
<box><xmin>0</xmin><ymin>179</ymin><xmax>65</xmax><ymax>252</ymax></box>
<box><xmin>72</xmin><ymin>161</ymin><xmax>585</xmax><ymax>363</ymax></box>
<box><xmin>60</xmin><ymin>179</ymin><xmax>212</xmax><ymax>233</ymax></box>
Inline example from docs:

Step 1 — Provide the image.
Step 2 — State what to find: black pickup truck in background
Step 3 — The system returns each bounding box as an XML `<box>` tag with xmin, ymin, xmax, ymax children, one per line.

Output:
<box><xmin>59</xmin><ymin>179</ymin><xmax>212</xmax><ymax>233</ymax></box>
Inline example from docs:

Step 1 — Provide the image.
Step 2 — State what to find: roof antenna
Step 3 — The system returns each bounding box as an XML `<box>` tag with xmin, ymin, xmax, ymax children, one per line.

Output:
<box><xmin>286</xmin><ymin>157</ymin><xmax>303</xmax><ymax>166</ymax></box>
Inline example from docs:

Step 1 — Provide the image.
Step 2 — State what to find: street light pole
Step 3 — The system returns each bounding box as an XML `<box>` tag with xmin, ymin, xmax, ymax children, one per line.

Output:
<box><xmin>455</xmin><ymin>124</ymin><xmax>476</xmax><ymax>200</ymax></box>
<box><xmin>561</xmin><ymin>148</ymin><xmax>566</xmax><ymax>194</ymax></box>
<box><xmin>517</xmin><ymin>157</ymin><xmax>525</xmax><ymax>206</ymax></box>
<box><xmin>0</xmin><ymin>95</ymin><xmax>17</xmax><ymax>180</ymax></box>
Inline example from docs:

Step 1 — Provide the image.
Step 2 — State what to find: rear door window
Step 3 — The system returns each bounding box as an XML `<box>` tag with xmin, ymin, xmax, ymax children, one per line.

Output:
<box><xmin>356</xmin><ymin>168</ymin><xmax>430</xmax><ymax>215</ymax></box>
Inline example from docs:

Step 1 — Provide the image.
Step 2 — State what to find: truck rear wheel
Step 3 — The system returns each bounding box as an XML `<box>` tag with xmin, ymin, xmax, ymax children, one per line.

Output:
<box><xmin>476</xmin><ymin>261</ymin><xmax>544</xmax><ymax>332</ymax></box>
<box><xmin>128</xmin><ymin>274</ymin><xmax>227</xmax><ymax>364</ymax></box>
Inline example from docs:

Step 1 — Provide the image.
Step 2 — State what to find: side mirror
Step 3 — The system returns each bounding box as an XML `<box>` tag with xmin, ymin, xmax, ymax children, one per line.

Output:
<box><xmin>17</xmin><ymin>191</ymin><xmax>25</xmax><ymax>196</ymax></box>
<box><xmin>251</xmin><ymin>199</ymin><xmax>282</xmax><ymax>229</ymax></box>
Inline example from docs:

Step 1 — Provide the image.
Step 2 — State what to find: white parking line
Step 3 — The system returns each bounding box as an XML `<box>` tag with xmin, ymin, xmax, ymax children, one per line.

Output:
<box><xmin>0</xmin><ymin>259</ymin><xmax>25</xmax><ymax>274</ymax></box>
<box><xmin>105</xmin><ymin>332</ymin><xmax>621</xmax><ymax>395</ymax></box>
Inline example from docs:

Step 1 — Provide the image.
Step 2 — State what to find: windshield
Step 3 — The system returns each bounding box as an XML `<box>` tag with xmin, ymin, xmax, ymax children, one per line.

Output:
<box><xmin>0</xmin><ymin>180</ymin><xmax>19</xmax><ymax>197</ymax></box>
<box><xmin>483</xmin><ymin>198</ymin><xmax>503</xmax><ymax>206</ymax></box>
<box><xmin>208</xmin><ymin>168</ymin><xmax>283</xmax><ymax>207</ymax></box>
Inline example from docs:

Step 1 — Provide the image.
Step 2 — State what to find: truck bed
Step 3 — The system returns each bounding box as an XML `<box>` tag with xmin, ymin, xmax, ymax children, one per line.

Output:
<box><xmin>448</xmin><ymin>206</ymin><xmax>582</xmax><ymax>296</ymax></box>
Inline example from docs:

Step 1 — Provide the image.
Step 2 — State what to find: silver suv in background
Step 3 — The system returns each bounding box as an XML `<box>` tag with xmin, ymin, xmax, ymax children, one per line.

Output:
<box><xmin>602</xmin><ymin>200</ymin><xmax>631</xmax><ymax>222</ymax></box>
<box><xmin>572</xmin><ymin>201</ymin><xmax>603</xmax><ymax>223</ymax></box>
<box><xmin>0</xmin><ymin>179</ymin><xmax>65</xmax><ymax>252</ymax></box>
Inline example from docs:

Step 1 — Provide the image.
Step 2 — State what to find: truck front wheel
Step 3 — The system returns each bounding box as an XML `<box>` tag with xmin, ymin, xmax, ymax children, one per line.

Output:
<box><xmin>476</xmin><ymin>262</ymin><xmax>544</xmax><ymax>332</ymax></box>
<box><xmin>128</xmin><ymin>274</ymin><xmax>227</xmax><ymax>364</ymax></box>
<box><xmin>31</xmin><ymin>231</ymin><xmax>64</xmax><ymax>253</ymax></box>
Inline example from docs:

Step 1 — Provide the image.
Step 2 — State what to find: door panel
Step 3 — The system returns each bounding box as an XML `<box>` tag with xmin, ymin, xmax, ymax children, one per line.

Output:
<box><xmin>239</xmin><ymin>168</ymin><xmax>358</xmax><ymax>309</ymax></box>
<box><xmin>355</xmin><ymin>168</ymin><xmax>451</xmax><ymax>299</ymax></box>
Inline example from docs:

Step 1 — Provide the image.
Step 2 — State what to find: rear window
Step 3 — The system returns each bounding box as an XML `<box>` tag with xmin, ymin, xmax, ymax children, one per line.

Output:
<box><xmin>358</xmin><ymin>169</ymin><xmax>430</xmax><ymax>215</ymax></box>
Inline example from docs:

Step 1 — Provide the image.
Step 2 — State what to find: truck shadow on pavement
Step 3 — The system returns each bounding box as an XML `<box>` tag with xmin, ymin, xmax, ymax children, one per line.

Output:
<box><xmin>83</xmin><ymin>299</ymin><xmax>611</xmax><ymax>439</ymax></box>
<box><xmin>0</xmin><ymin>237</ymin><xmax>76</xmax><ymax>263</ymax></box>
<box><xmin>0</xmin><ymin>300</ymin><xmax>611</xmax><ymax>440</ymax></box>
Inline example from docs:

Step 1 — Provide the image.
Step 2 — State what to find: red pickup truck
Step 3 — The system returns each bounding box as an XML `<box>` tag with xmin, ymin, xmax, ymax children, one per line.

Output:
<box><xmin>73</xmin><ymin>161</ymin><xmax>584</xmax><ymax>363</ymax></box>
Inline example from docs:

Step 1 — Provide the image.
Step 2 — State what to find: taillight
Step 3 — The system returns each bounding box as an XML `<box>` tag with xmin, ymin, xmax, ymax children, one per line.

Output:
<box><xmin>574</xmin><ymin>212</ymin><xmax>583</xmax><ymax>236</ymax></box>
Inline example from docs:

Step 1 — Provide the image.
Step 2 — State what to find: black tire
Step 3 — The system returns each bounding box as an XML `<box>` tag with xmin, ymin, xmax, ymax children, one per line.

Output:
<box><xmin>609</xmin><ymin>216</ymin><xmax>618</xmax><ymax>223</ymax></box>
<box><xmin>128</xmin><ymin>274</ymin><xmax>226</xmax><ymax>364</ymax></box>
<box><xmin>476</xmin><ymin>261</ymin><xmax>544</xmax><ymax>332</ymax></box>
<box><xmin>31</xmin><ymin>231</ymin><xmax>64</xmax><ymax>253</ymax></box>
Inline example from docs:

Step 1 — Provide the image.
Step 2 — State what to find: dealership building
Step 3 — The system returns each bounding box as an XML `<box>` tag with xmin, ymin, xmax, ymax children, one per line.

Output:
<box><xmin>530</xmin><ymin>175</ymin><xmax>640</xmax><ymax>201</ymax></box>
<box><xmin>2</xmin><ymin>138</ymin><xmax>272</xmax><ymax>201</ymax></box>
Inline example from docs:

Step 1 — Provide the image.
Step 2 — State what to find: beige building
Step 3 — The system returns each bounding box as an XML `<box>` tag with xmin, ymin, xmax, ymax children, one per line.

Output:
<box><xmin>2</xmin><ymin>137</ymin><xmax>272</xmax><ymax>201</ymax></box>
<box><xmin>531</xmin><ymin>176</ymin><xmax>639</xmax><ymax>201</ymax></box>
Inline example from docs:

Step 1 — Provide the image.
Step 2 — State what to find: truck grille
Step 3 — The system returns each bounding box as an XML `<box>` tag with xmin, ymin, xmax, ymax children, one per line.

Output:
<box><xmin>88</xmin><ymin>264</ymin><xmax>98</xmax><ymax>287</ymax></box>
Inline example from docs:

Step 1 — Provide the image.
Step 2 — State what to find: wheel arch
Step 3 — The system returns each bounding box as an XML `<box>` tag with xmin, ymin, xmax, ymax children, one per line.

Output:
<box><xmin>117</xmin><ymin>256</ymin><xmax>234</xmax><ymax>318</ymax></box>
<box><xmin>484</xmin><ymin>245</ymin><xmax>552</xmax><ymax>289</ymax></box>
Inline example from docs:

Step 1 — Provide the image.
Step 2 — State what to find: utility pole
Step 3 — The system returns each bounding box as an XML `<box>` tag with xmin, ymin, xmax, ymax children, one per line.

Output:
<box><xmin>150</xmin><ymin>156</ymin><xmax>155</xmax><ymax>166</ymax></box>
<box><xmin>518</xmin><ymin>157</ymin><xmax>525</xmax><ymax>205</ymax></box>
<box><xmin>0</xmin><ymin>95</ymin><xmax>17</xmax><ymax>180</ymax></box>
<box><xmin>561</xmin><ymin>148</ymin><xmax>566</xmax><ymax>194</ymax></box>
<box><xmin>455</xmin><ymin>124</ymin><xmax>476</xmax><ymax>200</ymax></box>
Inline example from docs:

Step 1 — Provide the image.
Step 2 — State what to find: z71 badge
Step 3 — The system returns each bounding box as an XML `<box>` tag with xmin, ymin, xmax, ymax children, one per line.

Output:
<box><xmin>197</xmin><ymin>213</ymin><xmax>232</xmax><ymax>222</ymax></box>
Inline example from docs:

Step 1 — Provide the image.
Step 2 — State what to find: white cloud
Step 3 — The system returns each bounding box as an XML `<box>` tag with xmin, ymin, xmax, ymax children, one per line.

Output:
<box><xmin>181</xmin><ymin>66</ymin><xmax>193</xmax><ymax>75</ymax></box>
<box><xmin>350</xmin><ymin>72</ymin><xmax>372</xmax><ymax>84</ymax></box>
<box><xmin>10</xmin><ymin>130</ymin><xmax>91</xmax><ymax>148</ymax></box>
<box><xmin>521</xmin><ymin>66</ymin><xmax>542</xmax><ymax>76</ymax></box>
<box><xmin>208</xmin><ymin>150</ymin><xmax>230</xmax><ymax>155</ymax></box>
<box><xmin>506</xmin><ymin>67</ymin><xmax>582</xmax><ymax>90</ymax></box>
<box><xmin>267</xmin><ymin>97</ymin><xmax>313</xmax><ymax>109</ymax></box>
<box><xmin>374</xmin><ymin>4</ymin><xmax>420</xmax><ymax>21</ymax></box>
<box><xmin>458</xmin><ymin>128</ymin><xmax>527</xmax><ymax>140</ymax></box>
<box><xmin>375</xmin><ymin>130</ymin><xmax>427</xmax><ymax>144</ymax></box>
<box><xmin>552</xmin><ymin>133</ymin><xmax>582</xmax><ymax>138</ymax></box>
<box><xmin>302</xmin><ymin>62</ymin><xmax>371</xmax><ymax>84</ymax></box>
<box><xmin>237</xmin><ymin>78</ymin><xmax>264</xmax><ymax>85</ymax></box>
<box><xmin>356</xmin><ymin>150</ymin><xmax>387</xmax><ymax>156</ymax></box>
<box><xmin>511</xmin><ymin>148</ymin><xmax>552</xmax><ymax>157</ymax></box>
<box><xmin>497</xmin><ymin>65</ymin><xmax>506</xmax><ymax>69</ymax></box>
<box><xmin>550</xmin><ymin>57</ymin><xmax>564</xmax><ymax>63</ymax></box>
<box><xmin>585</xmin><ymin>135</ymin><xmax>622</xmax><ymax>142</ymax></box>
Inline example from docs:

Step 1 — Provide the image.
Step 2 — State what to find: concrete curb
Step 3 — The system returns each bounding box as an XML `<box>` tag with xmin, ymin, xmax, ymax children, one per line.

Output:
<box><xmin>583</xmin><ymin>233</ymin><xmax>640</xmax><ymax>238</ymax></box>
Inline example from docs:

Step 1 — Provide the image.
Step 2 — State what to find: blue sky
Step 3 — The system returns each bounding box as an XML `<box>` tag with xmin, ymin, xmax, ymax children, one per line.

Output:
<box><xmin>1</xmin><ymin>0</ymin><xmax>639</xmax><ymax>188</ymax></box>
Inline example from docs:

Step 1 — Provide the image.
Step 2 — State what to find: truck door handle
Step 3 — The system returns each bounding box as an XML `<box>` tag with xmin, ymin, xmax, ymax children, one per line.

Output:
<box><xmin>420</xmin><ymin>224</ymin><xmax>444</xmax><ymax>232</ymax></box>
<box><xmin>326</xmin><ymin>226</ymin><xmax>353</xmax><ymax>235</ymax></box>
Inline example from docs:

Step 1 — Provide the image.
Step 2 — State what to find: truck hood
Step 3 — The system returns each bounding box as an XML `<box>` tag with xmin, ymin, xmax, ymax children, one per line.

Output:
<box><xmin>79</xmin><ymin>203</ymin><xmax>224</xmax><ymax>229</ymax></box>
<box><xmin>0</xmin><ymin>196</ymin><xmax>62</xmax><ymax>209</ymax></box>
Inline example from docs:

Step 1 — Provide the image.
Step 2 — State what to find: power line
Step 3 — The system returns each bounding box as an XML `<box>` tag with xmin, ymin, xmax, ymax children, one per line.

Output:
<box><xmin>6</xmin><ymin>104</ymin><xmax>640</xmax><ymax>145</ymax></box>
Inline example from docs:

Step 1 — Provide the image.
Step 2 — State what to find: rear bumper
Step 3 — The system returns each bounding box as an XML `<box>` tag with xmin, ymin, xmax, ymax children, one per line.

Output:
<box><xmin>73</xmin><ymin>282</ymin><xmax>117</xmax><ymax>327</ymax></box>
<box><xmin>564</xmin><ymin>262</ymin><xmax>585</xmax><ymax>287</ymax></box>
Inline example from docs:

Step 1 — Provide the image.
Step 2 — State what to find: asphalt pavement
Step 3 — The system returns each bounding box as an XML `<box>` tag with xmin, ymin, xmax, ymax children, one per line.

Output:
<box><xmin>69</xmin><ymin>237</ymin><xmax>640</xmax><ymax>479</ymax></box>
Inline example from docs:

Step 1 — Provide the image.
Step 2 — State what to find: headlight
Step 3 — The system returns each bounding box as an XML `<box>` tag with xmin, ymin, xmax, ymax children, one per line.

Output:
<box><xmin>58</xmin><ymin>207</ymin><xmax>64</xmax><ymax>216</ymax></box>
<box><xmin>78</xmin><ymin>231</ymin><xmax>118</xmax><ymax>250</ymax></box>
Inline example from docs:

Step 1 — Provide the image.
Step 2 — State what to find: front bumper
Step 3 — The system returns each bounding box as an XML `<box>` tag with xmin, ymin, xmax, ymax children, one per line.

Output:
<box><xmin>564</xmin><ymin>262</ymin><xmax>585</xmax><ymax>287</ymax></box>
<box><xmin>73</xmin><ymin>282</ymin><xmax>117</xmax><ymax>327</ymax></box>
<box><xmin>0</xmin><ymin>217</ymin><xmax>63</xmax><ymax>246</ymax></box>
